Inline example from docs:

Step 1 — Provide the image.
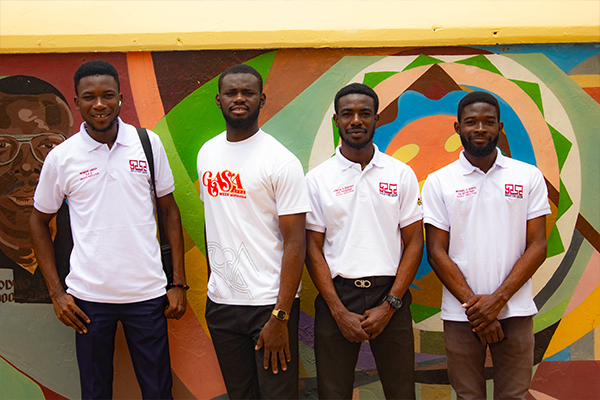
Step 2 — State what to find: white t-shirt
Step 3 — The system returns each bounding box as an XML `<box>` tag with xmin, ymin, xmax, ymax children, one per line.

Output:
<box><xmin>34</xmin><ymin>118</ymin><xmax>174</xmax><ymax>303</ymax></box>
<box><xmin>306</xmin><ymin>145</ymin><xmax>423</xmax><ymax>279</ymax></box>
<box><xmin>197</xmin><ymin>129</ymin><xmax>311</xmax><ymax>306</ymax></box>
<box><xmin>422</xmin><ymin>149</ymin><xmax>551</xmax><ymax>321</ymax></box>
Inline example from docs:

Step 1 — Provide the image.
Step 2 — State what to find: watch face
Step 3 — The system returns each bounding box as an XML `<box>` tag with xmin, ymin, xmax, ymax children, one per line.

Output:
<box><xmin>276</xmin><ymin>310</ymin><xmax>286</xmax><ymax>319</ymax></box>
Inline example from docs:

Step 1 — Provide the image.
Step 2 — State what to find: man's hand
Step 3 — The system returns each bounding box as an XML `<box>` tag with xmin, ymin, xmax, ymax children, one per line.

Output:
<box><xmin>333</xmin><ymin>309</ymin><xmax>370</xmax><ymax>343</ymax></box>
<box><xmin>475</xmin><ymin>319</ymin><xmax>504</xmax><ymax>345</ymax></box>
<box><xmin>255</xmin><ymin>317</ymin><xmax>290</xmax><ymax>374</ymax></box>
<box><xmin>361</xmin><ymin>302</ymin><xmax>395</xmax><ymax>340</ymax></box>
<box><xmin>463</xmin><ymin>294</ymin><xmax>505</xmax><ymax>332</ymax></box>
<box><xmin>164</xmin><ymin>287</ymin><xmax>187</xmax><ymax>319</ymax></box>
<box><xmin>52</xmin><ymin>292</ymin><xmax>90</xmax><ymax>334</ymax></box>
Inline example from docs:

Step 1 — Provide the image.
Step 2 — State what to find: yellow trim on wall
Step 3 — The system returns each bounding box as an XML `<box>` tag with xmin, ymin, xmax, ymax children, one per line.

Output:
<box><xmin>1</xmin><ymin>1</ymin><xmax>599</xmax><ymax>54</ymax></box>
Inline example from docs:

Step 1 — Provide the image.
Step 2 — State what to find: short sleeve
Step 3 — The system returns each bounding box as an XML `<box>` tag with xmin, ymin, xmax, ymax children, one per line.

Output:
<box><xmin>398</xmin><ymin>167</ymin><xmax>423</xmax><ymax>228</ymax></box>
<box><xmin>422</xmin><ymin>173</ymin><xmax>450</xmax><ymax>232</ymax></box>
<box><xmin>273</xmin><ymin>158</ymin><xmax>311</xmax><ymax>216</ymax></box>
<box><xmin>305</xmin><ymin>173</ymin><xmax>326</xmax><ymax>233</ymax></box>
<box><xmin>149</xmin><ymin>130</ymin><xmax>175</xmax><ymax>198</ymax></box>
<box><xmin>527</xmin><ymin>167</ymin><xmax>551</xmax><ymax>220</ymax></box>
<box><xmin>33</xmin><ymin>155</ymin><xmax>65</xmax><ymax>214</ymax></box>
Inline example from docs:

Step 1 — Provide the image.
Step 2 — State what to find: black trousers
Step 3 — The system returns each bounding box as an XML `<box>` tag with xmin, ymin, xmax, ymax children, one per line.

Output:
<box><xmin>75</xmin><ymin>295</ymin><xmax>173</xmax><ymax>400</ymax></box>
<box><xmin>206</xmin><ymin>298</ymin><xmax>300</xmax><ymax>400</ymax></box>
<box><xmin>314</xmin><ymin>278</ymin><xmax>415</xmax><ymax>400</ymax></box>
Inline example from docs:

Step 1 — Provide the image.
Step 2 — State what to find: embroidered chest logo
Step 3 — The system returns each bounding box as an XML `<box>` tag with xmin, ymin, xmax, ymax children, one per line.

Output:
<box><xmin>333</xmin><ymin>185</ymin><xmax>355</xmax><ymax>197</ymax></box>
<box><xmin>202</xmin><ymin>170</ymin><xmax>246</xmax><ymax>198</ymax></box>
<box><xmin>456</xmin><ymin>186</ymin><xmax>477</xmax><ymax>198</ymax></box>
<box><xmin>505</xmin><ymin>184</ymin><xmax>524</xmax><ymax>199</ymax></box>
<box><xmin>129</xmin><ymin>159</ymin><xmax>148</xmax><ymax>174</ymax></box>
<box><xmin>379</xmin><ymin>182</ymin><xmax>398</xmax><ymax>197</ymax></box>
<box><xmin>79</xmin><ymin>167</ymin><xmax>99</xmax><ymax>181</ymax></box>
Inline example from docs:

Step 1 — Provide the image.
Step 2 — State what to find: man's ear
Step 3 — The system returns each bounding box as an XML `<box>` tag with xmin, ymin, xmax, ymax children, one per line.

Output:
<box><xmin>454</xmin><ymin>121</ymin><xmax>460</xmax><ymax>134</ymax></box>
<box><xmin>259</xmin><ymin>92</ymin><xmax>266</xmax><ymax>109</ymax></box>
<box><xmin>74</xmin><ymin>96</ymin><xmax>80</xmax><ymax>110</ymax></box>
<box><xmin>215</xmin><ymin>94</ymin><xmax>221</xmax><ymax>109</ymax></box>
<box><xmin>333</xmin><ymin>113</ymin><xmax>339</xmax><ymax>128</ymax></box>
<box><xmin>374</xmin><ymin>113</ymin><xmax>380</xmax><ymax>128</ymax></box>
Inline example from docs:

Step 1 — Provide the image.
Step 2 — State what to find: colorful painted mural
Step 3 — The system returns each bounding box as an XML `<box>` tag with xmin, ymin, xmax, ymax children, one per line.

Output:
<box><xmin>1</xmin><ymin>44</ymin><xmax>599</xmax><ymax>399</ymax></box>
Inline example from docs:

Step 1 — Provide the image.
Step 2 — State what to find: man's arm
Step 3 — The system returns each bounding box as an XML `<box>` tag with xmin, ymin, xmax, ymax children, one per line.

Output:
<box><xmin>29</xmin><ymin>208</ymin><xmax>90</xmax><ymax>334</ymax></box>
<box><xmin>464</xmin><ymin>215</ymin><xmax>547</xmax><ymax>331</ymax></box>
<box><xmin>157</xmin><ymin>193</ymin><xmax>187</xmax><ymax>320</ymax></box>
<box><xmin>425</xmin><ymin>223</ymin><xmax>504</xmax><ymax>345</ymax></box>
<box><xmin>361</xmin><ymin>220</ymin><xmax>423</xmax><ymax>339</ymax></box>
<box><xmin>255</xmin><ymin>213</ymin><xmax>306</xmax><ymax>374</ymax></box>
<box><xmin>305</xmin><ymin>229</ymin><xmax>370</xmax><ymax>343</ymax></box>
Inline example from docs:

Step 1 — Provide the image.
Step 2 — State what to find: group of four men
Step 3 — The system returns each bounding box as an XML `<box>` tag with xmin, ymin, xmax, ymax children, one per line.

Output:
<box><xmin>29</xmin><ymin>60</ymin><xmax>549</xmax><ymax>400</ymax></box>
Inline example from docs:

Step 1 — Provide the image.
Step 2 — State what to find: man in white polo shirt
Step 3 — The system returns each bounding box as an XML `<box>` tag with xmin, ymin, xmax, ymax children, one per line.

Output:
<box><xmin>422</xmin><ymin>91</ymin><xmax>550</xmax><ymax>399</ymax></box>
<box><xmin>197</xmin><ymin>64</ymin><xmax>310</xmax><ymax>399</ymax></box>
<box><xmin>29</xmin><ymin>60</ymin><xmax>187</xmax><ymax>399</ymax></box>
<box><xmin>305</xmin><ymin>83</ymin><xmax>423</xmax><ymax>399</ymax></box>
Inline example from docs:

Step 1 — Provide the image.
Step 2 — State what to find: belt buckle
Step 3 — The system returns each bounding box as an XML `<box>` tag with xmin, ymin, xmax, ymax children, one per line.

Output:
<box><xmin>354</xmin><ymin>279</ymin><xmax>372</xmax><ymax>288</ymax></box>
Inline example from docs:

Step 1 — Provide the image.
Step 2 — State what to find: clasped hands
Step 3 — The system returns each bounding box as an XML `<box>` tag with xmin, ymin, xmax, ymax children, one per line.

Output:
<box><xmin>462</xmin><ymin>294</ymin><xmax>505</xmax><ymax>345</ymax></box>
<box><xmin>335</xmin><ymin>303</ymin><xmax>395</xmax><ymax>343</ymax></box>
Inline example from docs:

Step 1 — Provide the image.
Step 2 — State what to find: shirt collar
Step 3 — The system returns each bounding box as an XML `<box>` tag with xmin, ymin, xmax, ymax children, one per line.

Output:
<box><xmin>79</xmin><ymin>118</ymin><xmax>134</xmax><ymax>152</ymax></box>
<box><xmin>334</xmin><ymin>144</ymin><xmax>384</xmax><ymax>171</ymax></box>
<box><xmin>458</xmin><ymin>147</ymin><xmax>507</xmax><ymax>175</ymax></box>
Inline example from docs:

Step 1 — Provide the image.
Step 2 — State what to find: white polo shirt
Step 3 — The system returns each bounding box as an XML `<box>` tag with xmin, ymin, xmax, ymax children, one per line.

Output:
<box><xmin>306</xmin><ymin>145</ymin><xmax>423</xmax><ymax>279</ymax></box>
<box><xmin>422</xmin><ymin>149</ymin><xmax>551</xmax><ymax>322</ymax></box>
<box><xmin>34</xmin><ymin>118</ymin><xmax>174</xmax><ymax>303</ymax></box>
<box><xmin>197</xmin><ymin>129</ymin><xmax>311</xmax><ymax>306</ymax></box>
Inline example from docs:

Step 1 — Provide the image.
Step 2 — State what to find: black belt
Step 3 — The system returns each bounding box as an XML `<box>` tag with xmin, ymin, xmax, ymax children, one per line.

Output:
<box><xmin>333</xmin><ymin>275</ymin><xmax>395</xmax><ymax>289</ymax></box>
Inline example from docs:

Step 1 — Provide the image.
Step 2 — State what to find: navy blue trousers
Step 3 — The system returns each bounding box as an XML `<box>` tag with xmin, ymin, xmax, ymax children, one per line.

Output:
<box><xmin>75</xmin><ymin>295</ymin><xmax>173</xmax><ymax>400</ymax></box>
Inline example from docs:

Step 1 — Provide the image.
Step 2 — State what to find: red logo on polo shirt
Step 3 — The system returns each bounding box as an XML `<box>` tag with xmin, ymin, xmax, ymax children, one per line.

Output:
<box><xmin>379</xmin><ymin>182</ymin><xmax>398</xmax><ymax>197</ymax></box>
<box><xmin>456</xmin><ymin>186</ymin><xmax>477</xmax><ymax>198</ymax></box>
<box><xmin>129</xmin><ymin>160</ymin><xmax>148</xmax><ymax>174</ymax></box>
<box><xmin>202</xmin><ymin>170</ymin><xmax>246</xmax><ymax>198</ymax></box>
<box><xmin>505</xmin><ymin>184</ymin><xmax>524</xmax><ymax>199</ymax></box>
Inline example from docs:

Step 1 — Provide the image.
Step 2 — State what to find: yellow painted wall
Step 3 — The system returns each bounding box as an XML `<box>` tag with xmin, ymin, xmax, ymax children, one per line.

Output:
<box><xmin>1</xmin><ymin>1</ymin><xmax>599</xmax><ymax>53</ymax></box>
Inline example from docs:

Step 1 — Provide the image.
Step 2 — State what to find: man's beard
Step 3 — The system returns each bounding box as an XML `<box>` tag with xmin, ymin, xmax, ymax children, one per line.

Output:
<box><xmin>85</xmin><ymin>109</ymin><xmax>120</xmax><ymax>133</ymax></box>
<box><xmin>460</xmin><ymin>133</ymin><xmax>499</xmax><ymax>157</ymax></box>
<box><xmin>223</xmin><ymin>106</ymin><xmax>260</xmax><ymax>129</ymax></box>
<box><xmin>340</xmin><ymin>129</ymin><xmax>375</xmax><ymax>150</ymax></box>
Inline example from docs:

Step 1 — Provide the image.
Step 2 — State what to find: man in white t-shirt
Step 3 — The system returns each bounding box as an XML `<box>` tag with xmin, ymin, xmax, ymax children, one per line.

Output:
<box><xmin>305</xmin><ymin>83</ymin><xmax>423</xmax><ymax>399</ymax></box>
<box><xmin>422</xmin><ymin>91</ymin><xmax>550</xmax><ymax>399</ymax></box>
<box><xmin>30</xmin><ymin>60</ymin><xmax>187</xmax><ymax>399</ymax></box>
<box><xmin>197</xmin><ymin>64</ymin><xmax>310</xmax><ymax>399</ymax></box>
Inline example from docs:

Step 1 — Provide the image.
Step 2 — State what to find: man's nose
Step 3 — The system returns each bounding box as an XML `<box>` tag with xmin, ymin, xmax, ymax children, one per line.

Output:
<box><xmin>351</xmin><ymin>113</ymin><xmax>362</xmax><ymax>125</ymax></box>
<box><xmin>13</xmin><ymin>144</ymin><xmax>42</xmax><ymax>176</ymax></box>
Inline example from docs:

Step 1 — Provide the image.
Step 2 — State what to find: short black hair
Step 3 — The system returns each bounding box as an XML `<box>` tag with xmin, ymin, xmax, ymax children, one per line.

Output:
<box><xmin>0</xmin><ymin>75</ymin><xmax>69</xmax><ymax>130</ymax></box>
<box><xmin>74</xmin><ymin>60</ymin><xmax>120</xmax><ymax>94</ymax></box>
<box><xmin>218</xmin><ymin>64</ymin><xmax>263</xmax><ymax>93</ymax></box>
<box><xmin>457</xmin><ymin>91</ymin><xmax>500</xmax><ymax>121</ymax></box>
<box><xmin>334</xmin><ymin>83</ymin><xmax>379</xmax><ymax>114</ymax></box>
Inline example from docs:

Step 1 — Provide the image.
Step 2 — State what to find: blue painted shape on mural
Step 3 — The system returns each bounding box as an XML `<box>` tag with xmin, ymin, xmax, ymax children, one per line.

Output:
<box><xmin>374</xmin><ymin>90</ymin><xmax>465</xmax><ymax>151</ymax></box>
<box><xmin>374</xmin><ymin>88</ymin><xmax>537</xmax><ymax>167</ymax></box>
<box><xmin>414</xmin><ymin>247</ymin><xmax>432</xmax><ymax>282</ymax></box>
<box><xmin>543</xmin><ymin>346</ymin><xmax>571</xmax><ymax>362</ymax></box>
<box><xmin>472</xmin><ymin>43</ymin><xmax>600</xmax><ymax>74</ymax></box>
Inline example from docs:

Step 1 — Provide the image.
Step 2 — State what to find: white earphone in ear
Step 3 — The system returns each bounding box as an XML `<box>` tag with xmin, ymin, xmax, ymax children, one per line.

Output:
<box><xmin>119</xmin><ymin>100</ymin><xmax>122</xmax><ymax>106</ymax></box>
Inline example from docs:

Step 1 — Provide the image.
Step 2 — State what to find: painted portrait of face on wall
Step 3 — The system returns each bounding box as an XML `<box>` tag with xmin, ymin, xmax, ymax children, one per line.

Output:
<box><xmin>0</xmin><ymin>75</ymin><xmax>73</xmax><ymax>303</ymax></box>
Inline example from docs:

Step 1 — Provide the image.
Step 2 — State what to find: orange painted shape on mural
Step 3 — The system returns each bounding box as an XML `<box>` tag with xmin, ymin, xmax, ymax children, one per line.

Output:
<box><xmin>439</xmin><ymin>62</ymin><xmax>560</xmax><ymax>190</ymax></box>
<box><xmin>167</xmin><ymin>303</ymin><xmax>226</xmax><ymax>399</ymax></box>
<box><xmin>563</xmin><ymin>251</ymin><xmax>600</xmax><ymax>316</ymax></box>
<box><xmin>126</xmin><ymin>52</ymin><xmax>165</xmax><ymax>128</ymax></box>
<box><xmin>375</xmin><ymin>66</ymin><xmax>429</xmax><ymax>112</ymax></box>
<box><xmin>543</xmin><ymin>284</ymin><xmax>600</xmax><ymax>358</ymax></box>
<box><xmin>385</xmin><ymin>114</ymin><xmax>460</xmax><ymax>182</ymax></box>
<box><xmin>528</xmin><ymin>389</ymin><xmax>560</xmax><ymax>400</ymax></box>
